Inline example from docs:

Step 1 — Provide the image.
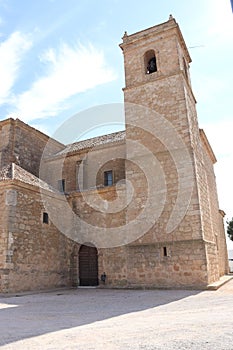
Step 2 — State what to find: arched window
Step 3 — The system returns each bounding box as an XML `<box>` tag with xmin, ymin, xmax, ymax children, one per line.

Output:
<box><xmin>144</xmin><ymin>50</ymin><xmax>157</xmax><ymax>74</ymax></box>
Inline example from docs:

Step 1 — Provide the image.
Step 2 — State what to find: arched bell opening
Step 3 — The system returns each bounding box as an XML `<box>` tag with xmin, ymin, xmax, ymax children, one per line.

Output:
<box><xmin>144</xmin><ymin>50</ymin><xmax>157</xmax><ymax>74</ymax></box>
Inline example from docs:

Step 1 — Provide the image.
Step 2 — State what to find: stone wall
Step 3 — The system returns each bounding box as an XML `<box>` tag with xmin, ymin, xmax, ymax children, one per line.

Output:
<box><xmin>0</xmin><ymin>186</ymin><xmax>10</xmax><ymax>292</ymax></box>
<box><xmin>200</xmin><ymin>137</ymin><xmax>228</xmax><ymax>280</ymax></box>
<box><xmin>125</xmin><ymin>240</ymin><xmax>207</xmax><ymax>288</ymax></box>
<box><xmin>121</xmin><ymin>18</ymin><xmax>204</xmax><ymax>252</ymax></box>
<box><xmin>97</xmin><ymin>240</ymin><xmax>208</xmax><ymax>289</ymax></box>
<box><xmin>67</xmin><ymin>183</ymin><xmax>210</xmax><ymax>288</ymax></box>
<box><xmin>0</xmin><ymin>181</ymin><xmax>74</xmax><ymax>293</ymax></box>
<box><xmin>0</xmin><ymin>120</ymin><xmax>14</xmax><ymax>169</ymax></box>
<box><xmin>43</xmin><ymin>142</ymin><xmax>126</xmax><ymax>192</ymax></box>
<box><xmin>0</xmin><ymin>119</ymin><xmax>64</xmax><ymax>177</ymax></box>
<box><xmin>217</xmin><ymin>211</ymin><xmax>229</xmax><ymax>276</ymax></box>
<box><xmin>13</xmin><ymin>120</ymin><xmax>64</xmax><ymax>177</ymax></box>
<box><xmin>98</xmin><ymin>246</ymin><xmax>128</xmax><ymax>287</ymax></box>
<box><xmin>119</xmin><ymin>17</ymin><xmax>227</xmax><ymax>287</ymax></box>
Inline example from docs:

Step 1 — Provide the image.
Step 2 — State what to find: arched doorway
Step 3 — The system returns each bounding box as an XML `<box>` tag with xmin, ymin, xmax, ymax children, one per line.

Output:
<box><xmin>79</xmin><ymin>244</ymin><xmax>99</xmax><ymax>286</ymax></box>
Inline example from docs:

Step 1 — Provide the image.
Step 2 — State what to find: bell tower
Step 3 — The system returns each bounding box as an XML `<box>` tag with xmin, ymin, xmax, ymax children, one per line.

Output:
<box><xmin>119</xmin><ymin>15</ymin><xmax>195</xmax><ymax>139</ymax></box>
<box><xmin>118</xmin><ymin>16</ymin><xmax>228</xmax><ymax>288</ymax></box>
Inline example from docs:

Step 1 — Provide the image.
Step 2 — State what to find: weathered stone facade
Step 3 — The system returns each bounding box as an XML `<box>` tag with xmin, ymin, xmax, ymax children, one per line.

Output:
<box><xmin>0</xmin><ymin>17</ymin><xmax>229</xmax><ymax>293</ymax></box>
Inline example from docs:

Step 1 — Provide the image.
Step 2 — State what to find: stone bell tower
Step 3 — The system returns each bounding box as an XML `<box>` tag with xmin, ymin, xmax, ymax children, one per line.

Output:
<box><xmin>119</xmin><ymin>16</ymin><xmax>228</xmax><ymax>288</ymax></box>
<box><xmin>120</xmin><ymin>14</ymin><xmax>195</xmax><ymax>141</ymax></box>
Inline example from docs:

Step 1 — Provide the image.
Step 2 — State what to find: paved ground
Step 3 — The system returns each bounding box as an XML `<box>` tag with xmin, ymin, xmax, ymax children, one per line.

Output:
<box><xmin>0</xmin><ymin>280</ymin><xmax>233</xmax><ymax>350</ymax></box>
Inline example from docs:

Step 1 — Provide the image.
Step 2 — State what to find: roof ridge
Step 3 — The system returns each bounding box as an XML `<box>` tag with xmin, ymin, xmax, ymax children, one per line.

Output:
<box><xmin>55</xmin><ymin>129</ymin><xmax>126</xmax><ymax>156</ymax></box>
<box><xmin>66</xmin><ymin>129</ymin><xmax>126</xmax><ymax>146</ymax></box>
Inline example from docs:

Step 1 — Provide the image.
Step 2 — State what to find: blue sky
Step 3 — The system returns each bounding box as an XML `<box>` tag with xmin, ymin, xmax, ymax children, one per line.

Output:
<box><xmin>0</xmin><ymin>0</ymin><xmax>233</xmax><ymax>247</ymax></box>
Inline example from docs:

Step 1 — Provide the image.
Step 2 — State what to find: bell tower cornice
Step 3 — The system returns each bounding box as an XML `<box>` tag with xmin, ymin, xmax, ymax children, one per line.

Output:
<box><xmin>120</xmin><ymin>16</ymin><xmax>191</xmax><ymax>64</ymax></box>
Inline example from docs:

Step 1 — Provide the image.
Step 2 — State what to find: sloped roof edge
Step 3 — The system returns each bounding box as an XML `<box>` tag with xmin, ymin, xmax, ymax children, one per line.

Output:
<box><xmin>0</xmin><ymin>163</ymin><xmax>57</xmax><ymax>193</ymax></box>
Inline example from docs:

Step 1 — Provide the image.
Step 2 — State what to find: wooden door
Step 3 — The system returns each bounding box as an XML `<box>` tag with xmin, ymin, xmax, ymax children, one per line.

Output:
<box><xmin>79</xmin><ymin>245</ymin><xmax>98</xmax><ymax>286</ymax></box>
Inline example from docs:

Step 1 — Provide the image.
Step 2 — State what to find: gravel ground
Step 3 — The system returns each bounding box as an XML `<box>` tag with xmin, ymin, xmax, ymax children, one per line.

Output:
<box><xmin>0</xmin><ymin>280</ymin><xmax>233</xmax><ymax>350</ymax></box>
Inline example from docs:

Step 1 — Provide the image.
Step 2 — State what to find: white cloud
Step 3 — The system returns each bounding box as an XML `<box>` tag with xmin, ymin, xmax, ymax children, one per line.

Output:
<box><xmin>206</xmin><ymin>0</ymin><xmax>233</xmax><ymax>43</ymax></box>
<box><xmin>0</xmin><ymin>31</ymin><xmax>32</xmax><ymax>104</ymax></box>
<box><xmin>8</xmin><ymin>42</ymin><xmax>116</xmax><ymax>122</ymax></box>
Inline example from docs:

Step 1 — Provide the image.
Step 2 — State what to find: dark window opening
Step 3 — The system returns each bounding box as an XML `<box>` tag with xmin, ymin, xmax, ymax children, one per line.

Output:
<box><xmin>144</xmin><ymin>50</ymin><xmax>157</xmax><ymax>74</ymax></box>
<box><xmin>163</xmin><ymin>246</ymin><xmax>168</xmax><ymax>257</ymax></box>
<box><xmin>43</xmin><ymin>212</ymin><xmax>49</xmax><ymax>224</ymax></box>
<box><xmin>147</xmin><ymin>57</ymin><xmax>157</xmax><ymax>74</ymax></box>
<box><xmin>58</xmin><ymin>179</ymin><xmax>65</xmax><ymax>192</ymax></box>
<box><xmin>104</xmin><ymin>170</ymin><xmax>113</xmax><ymax>186</ymax></box>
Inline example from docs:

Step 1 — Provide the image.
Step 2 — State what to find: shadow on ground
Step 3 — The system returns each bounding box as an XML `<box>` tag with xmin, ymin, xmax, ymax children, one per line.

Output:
<box><xmin>0</xmin><ymin>288</ymin><xmax>201</xmax><ymax>346</ymax></box>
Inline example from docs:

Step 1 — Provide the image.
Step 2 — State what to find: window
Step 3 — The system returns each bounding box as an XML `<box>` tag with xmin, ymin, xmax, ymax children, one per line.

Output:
<box><xmin>144</xmin><ymin>50</ymin><xmax>157</xmax><ymax>74</ymax></box>
<box><xmin>163</xmin><ymin>247</ymin><xmax>168</xmax><ymax>257</ymax></box>
<box><xmin>43</xmin><ymin>212</ymin><xmax>49</xmax><ymax>224</ymax></box>
<box><xmin>104</xmin><ymin>170</ymin><xmax>113</xmax><ymax>186</ymax></box>
<box><xmin>58</xmin><ymin>179</ymin><xmax>65</xmax><ymax>192</ymax></box>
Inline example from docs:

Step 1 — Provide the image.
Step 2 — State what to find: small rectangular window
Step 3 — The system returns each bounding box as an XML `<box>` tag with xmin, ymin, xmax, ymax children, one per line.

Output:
<box><xmin>104</xmin><ymin>170</ymin><xmax>113</xmax><ymax>186</ymax></box>
<box><xmin>163</xmin><ymin>247</ymin><xmax>168</xmax><ymax>257</ymax></box>
<box><xmin>43</xmin><ymin>212</ymin><xmax>49</xmax><ymax>224</ymax></box>
<box><xmin>58</xmin><ymin>179</ymin><xmax>65</xmax><ymax>192</ymax></box>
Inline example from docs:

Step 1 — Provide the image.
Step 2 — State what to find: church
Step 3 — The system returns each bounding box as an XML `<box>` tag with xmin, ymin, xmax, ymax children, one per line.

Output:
<box><xmin>0</xmin><ymin>16</ymin><xmax>229</xmax><ymax>293</ymax></box>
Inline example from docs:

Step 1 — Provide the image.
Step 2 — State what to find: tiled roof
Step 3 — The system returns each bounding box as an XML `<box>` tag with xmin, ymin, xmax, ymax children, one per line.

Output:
<box><xmin>55</xmin><ymin>130</ymin><xmax>126</xmax><ymax>156</ymax></box>
<box><xmin>0</xmin><ymin>163</ymin><xmax>56</xmax><ymax>192</ymax></box>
